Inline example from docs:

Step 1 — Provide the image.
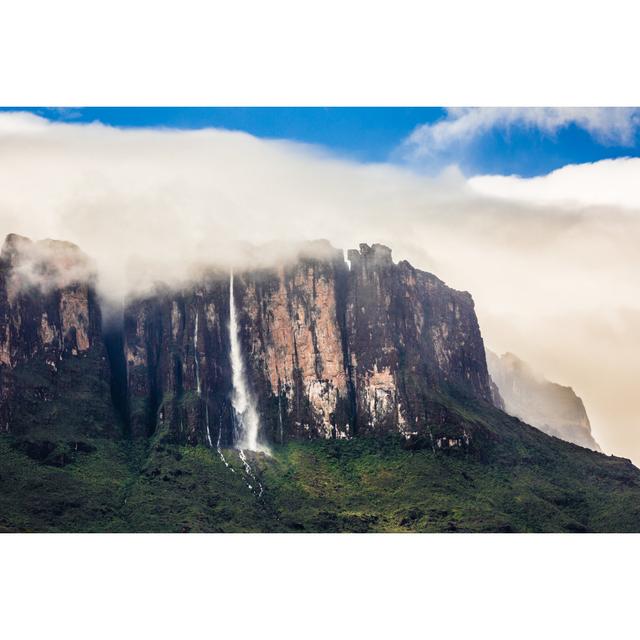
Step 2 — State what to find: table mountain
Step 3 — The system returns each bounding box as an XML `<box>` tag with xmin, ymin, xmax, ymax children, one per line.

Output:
<box><xmin>2</xmin><ymin>232</ymin><xmax>639</xmax><ymax>533</ymax></box>
<box><xmin>123</xmin><ymin>241</ymin><xmax>493</xmax><ymax>452</ymax></box>
<box><xmin>0</xmin><ymin>234</ymin><xmax>118</xmax><ymax>449</ymax></box>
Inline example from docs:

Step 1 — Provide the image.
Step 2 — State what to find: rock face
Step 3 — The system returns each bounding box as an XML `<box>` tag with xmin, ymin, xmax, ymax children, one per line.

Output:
<box><xmin>124</xmin><ymin>276</ymin><xmax>233</xmax><ymax>444</ymax></box>
<box><xmin>0</xmin><ymin>234</ymin><xmax>118</xmax><ymax>438</ymax></box>
<box><xmin>123</xmin><ymin>241</ymin><xmax>495</xmax><ymax>448</ymax></box>
<box><xmin>234</xmin><ymin>243</ymin><xmax>352</xmax><ymax>442</ymax></box>
<box><xmin>346</xmin><ymin>244</ymin><xmax>492</xmax><ymax>440</ymax></box>
<box><xmin>486</xmin><ymin>350</ymin><xmax>600</xmax><ymax>452</ymax></box>
<box><xmin>0</xmin><ymin>233</ymin><xmax>606</xmax><ymax>458</ymax></box>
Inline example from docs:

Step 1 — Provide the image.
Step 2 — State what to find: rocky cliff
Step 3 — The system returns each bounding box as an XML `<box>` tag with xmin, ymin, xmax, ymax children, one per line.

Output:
<box><xmin>5</xmin><ymin>233</ymin><xmax>639</xmax><ymax>534</ymax></box>
<box><xmin>10</xmin><ymin>232</ymin><xmax>596</xmax><ymax>456</ymax></box>
<box><xmin>345</xmin><ymin>244</ymin><xmax>492</xmax><ymax>440</ymax></box>
<box><xmin>123</xmin><ymin>241</ymin><xmax>495</xmax><ymax>449</ymax></box>
<box><xmin>0</xmin><ymin>234</ymin><xmax>118</xmax><ymax>440</ymax></box>
<box><xmin>124</xmin><ymin>276</ymin><xmax>233</xmax><ymax>445</ymax></box>
<box><xmin>486</xmin><ymin>350</ymin><xmax>601</xmax><ymax>451</ymax></box>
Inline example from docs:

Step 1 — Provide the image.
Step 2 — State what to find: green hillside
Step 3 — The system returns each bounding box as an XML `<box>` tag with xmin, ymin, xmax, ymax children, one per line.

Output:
<box><xmin>2</xmin><ymin>392</ymin><xmax>639</xmax><ymax>533</ymax></box>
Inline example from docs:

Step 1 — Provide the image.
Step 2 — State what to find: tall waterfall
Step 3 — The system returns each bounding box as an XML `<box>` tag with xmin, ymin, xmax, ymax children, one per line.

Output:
<box><xmin>229</xmin><ymin>272</ymin><xmax>269</xmax><ymax>454</ymax></box>
<box><xmin>194</xmin><ymin>310</ymin><xmax>201</xmax><ymax>396</ymax></box>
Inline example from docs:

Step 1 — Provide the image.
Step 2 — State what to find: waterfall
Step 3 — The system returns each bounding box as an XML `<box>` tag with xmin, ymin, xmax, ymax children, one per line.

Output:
<box><xmin>204</xmin><ymin>385</ymin><xmax>232</xmax><ymax>470</ymax></box>
<box><xmin>229</xmin><ymin>272</ymin><xmax>269</xmax><ymax>454</ymax></box>
<box><xmin>212</xmin><ymin>407</ymin><xmax>231</xmax><ymax>469</ymax></box>
<box><xmin>205</xmin><ymin>403</ymin><xmax>212</xmax><ymax>447</ymax></box>
<box><xmin>194</xmin><ymin>310</ymin><xmax>201</xmax><ymax>396</ymax></box>
<box><xmin>277</xmin><ymin>390</ymin><xmax>284</xmax><ymax>444</ymax></box>
<box><xmin>239</xmin><ymin>449</ymin><xmax>264</xmax><ymax>497</ymax></box>
<box><xmin>343</xmin><ymin>248</ymin><xmax>352</xmax><ymax>271</ymax></box>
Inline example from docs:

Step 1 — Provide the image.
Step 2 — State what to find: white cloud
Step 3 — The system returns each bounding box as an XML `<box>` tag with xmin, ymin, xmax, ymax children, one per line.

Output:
<box><xmin>0</xmin><ymin>110</ymin><xmax>51</xmax><ymax>134</ymax></box>
<box><xmin>402</xmin><ymin>107</ymin><xmax>640</xmax><ymax>160</ymax></box>
<box><xmin>0</xmin><ymin>111</ymin><xmax>638</xmax><ymax>464</ymax></box>
<box><xmin>469</xmin><ymin>157</ymin><xmax>640</xmax><ymax>210</ymax></box>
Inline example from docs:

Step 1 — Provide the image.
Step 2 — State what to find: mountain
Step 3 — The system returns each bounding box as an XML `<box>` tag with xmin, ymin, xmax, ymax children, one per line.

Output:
<box><xmin>486</xmin><ymin>350</ymin><xmax>601</xmax><ymax>452</ymax></box>
<box><xmin>0</xmin><ymin>234</ymin><xmax>119</xmax><ymax>452</ymax></box>
<box><xmin>123</xmin><ymin>241</ymin><xmax>492</xmax><ymax>448</ymax></box>
<box><xmin>1</xmin><ymin>233</ymin><xmax>639</xmax><ymax>533</ymax></box>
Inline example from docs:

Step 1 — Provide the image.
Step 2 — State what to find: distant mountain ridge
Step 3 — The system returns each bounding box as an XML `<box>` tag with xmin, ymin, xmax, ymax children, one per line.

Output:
<box><xmin>486</xmin><ymin>350</ymin><xmax>600</xmax><ymax>452</ymax></box>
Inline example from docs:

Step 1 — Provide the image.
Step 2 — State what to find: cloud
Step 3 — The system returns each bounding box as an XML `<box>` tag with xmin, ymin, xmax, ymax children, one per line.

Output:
<box><xmin>0</xmin><ymin>111</ymin><xmax>638</xmax><ymax>464</ymax></box>
<box><xmin>402</xmin><ymin>107</ymin><xmax>640</xmax><ymax>161</ymax></box>
<box><xmin>0</xmin><ymin>110</ymin><xmax>51</xmax><ymax>134</ymax></box>
<box><xmin>469</xmin><ymin>156</ymin><xmax>640</xmax><ymax>209</ymax></box>
<box><xmin>2</xmin><ymin>234</ymin><xmax>96</xmax><ymax>294</ymax></box>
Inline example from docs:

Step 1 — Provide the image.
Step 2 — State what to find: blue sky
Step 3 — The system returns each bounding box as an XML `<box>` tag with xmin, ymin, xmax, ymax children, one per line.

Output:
<box><xmin>2</xmin><ymin>107</ymin><xmax>639</xmax><ymax>177</ymax></box>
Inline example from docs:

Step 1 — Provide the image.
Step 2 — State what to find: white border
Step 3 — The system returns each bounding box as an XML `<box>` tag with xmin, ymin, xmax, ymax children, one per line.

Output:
<box><xmin>1</xmin><ymin>2</ymin><xmax>639</xmax><ymax>638</ymax></box>
<box><xmin>1</xmin><ymin>533</ymin><xmax>638</xmax><ymax>639</ymax></box>
<box><xmin>1</xmin><ymin>0</ymin><xmax>639</xmax><ymax>105</ymax></box>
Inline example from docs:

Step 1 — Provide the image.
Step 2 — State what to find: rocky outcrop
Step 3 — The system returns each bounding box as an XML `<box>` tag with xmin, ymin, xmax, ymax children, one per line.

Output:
<box><xmin>123</xmin><ymin>241</ymin><xmax>495</xmax><ymax>448</ymax></box>
<box><xmin>0</xmin><ymin>234</ymin><xmax>118</xmax><ymax>438</ymax></box>
<box><xmin>486</xmin><ymin>350</ymin><xmax>601</xmax><ymax>452</ymax></box>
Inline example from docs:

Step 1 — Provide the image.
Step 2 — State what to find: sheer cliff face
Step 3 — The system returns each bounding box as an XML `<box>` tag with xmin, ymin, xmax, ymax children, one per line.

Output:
<box><xmin>124</xmin><ymin>276</ymin><xmax>233</xmax><ymax>444</ymax></box>
<box><xmin>0</xmin><ymin>234</ymin><xmax>117</xmax><ymax>438</ymax></box>
<box><xmin>0</xmin><ymin>233</ymin><xmax>604</xmax><ymax>456</ymax></box>
<box><xmin>486</xmin><ymin>350</ymin><xmax>601</xmax><ymax>452</ymax></box>
<box><xmin>234</xmin><ymin>246</ymin><xmax>352</xmax><ymax>441</ymax></box>
<box><xmin>346</xmin><ymin>244</ymin><xmax>492</xmax><ymax>438</ymax></box>
<box><xmin>123</xmin><ymin>242</ymin><xmax>494</xmax><ymax>447</ymax></box>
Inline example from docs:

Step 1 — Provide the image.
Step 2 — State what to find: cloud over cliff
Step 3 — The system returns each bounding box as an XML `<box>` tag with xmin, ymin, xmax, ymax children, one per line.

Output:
<box><xmin>0</xmin><ymin>111</ymin><xmax>638</xmax><ymax>463</ymax></box>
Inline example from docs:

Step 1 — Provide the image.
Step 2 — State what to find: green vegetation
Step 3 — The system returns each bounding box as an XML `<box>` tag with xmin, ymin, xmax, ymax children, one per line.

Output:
<box><xmin>10</xmin><ymin>348</ymin><xmax>121</xmax><ymax>440</ymax></box>
<box><xmin>2</xmin><ymin>393</ymin><xmax>640</xmax><ymax>532</ymax></box>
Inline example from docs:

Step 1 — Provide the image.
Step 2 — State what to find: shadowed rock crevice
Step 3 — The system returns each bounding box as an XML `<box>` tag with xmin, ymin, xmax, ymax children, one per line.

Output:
<box><xmin>102</xmin><ymin>306</ymin><xmax>130</xmax><ymax>436</ymax></box>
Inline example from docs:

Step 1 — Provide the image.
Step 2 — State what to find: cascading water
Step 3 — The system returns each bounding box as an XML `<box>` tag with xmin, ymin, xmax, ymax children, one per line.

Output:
<box><xmin>196</xmin><ymin>273</ymin><xmax>268</xmax><ymax>497</ymax></box>
<box><xmin>239</xmin><ymin>449</ymin><xmax>264</xmax><ymax>497</ymax></box>
<box><xmin>194</xmin><ymin>310</ymin><xmax>201</xmax><ymax>396</ymax></box>
<box><xmin>205</xmin><ymin>403</ymin><xmax>213</xmax><ymax>447</ymax></box>
<box><xmin>216</xmin><ymin>418</ymin><xmax>232</xmax><ymax>470</ymax></box>
<box><xmin>228</xmin><ymin>272</ymin><xmax>269</xmax><ymax>454</ymax></box>
<box><xmin>277</xmin><ymin>390</ymin><xmax>284</xmax><ymax>444</ymax></box>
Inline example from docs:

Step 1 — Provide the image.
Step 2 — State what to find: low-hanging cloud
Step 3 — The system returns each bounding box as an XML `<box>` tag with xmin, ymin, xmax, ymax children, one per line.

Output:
<box><xmin>0</xmin><ymin>111</ymin><xmax>638</xmax><ymax>464</ymax></box>
<box><xmin>3</xmin><ymin>234</ymin><xmax>96</xmax><ymax>295</ymax></box>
